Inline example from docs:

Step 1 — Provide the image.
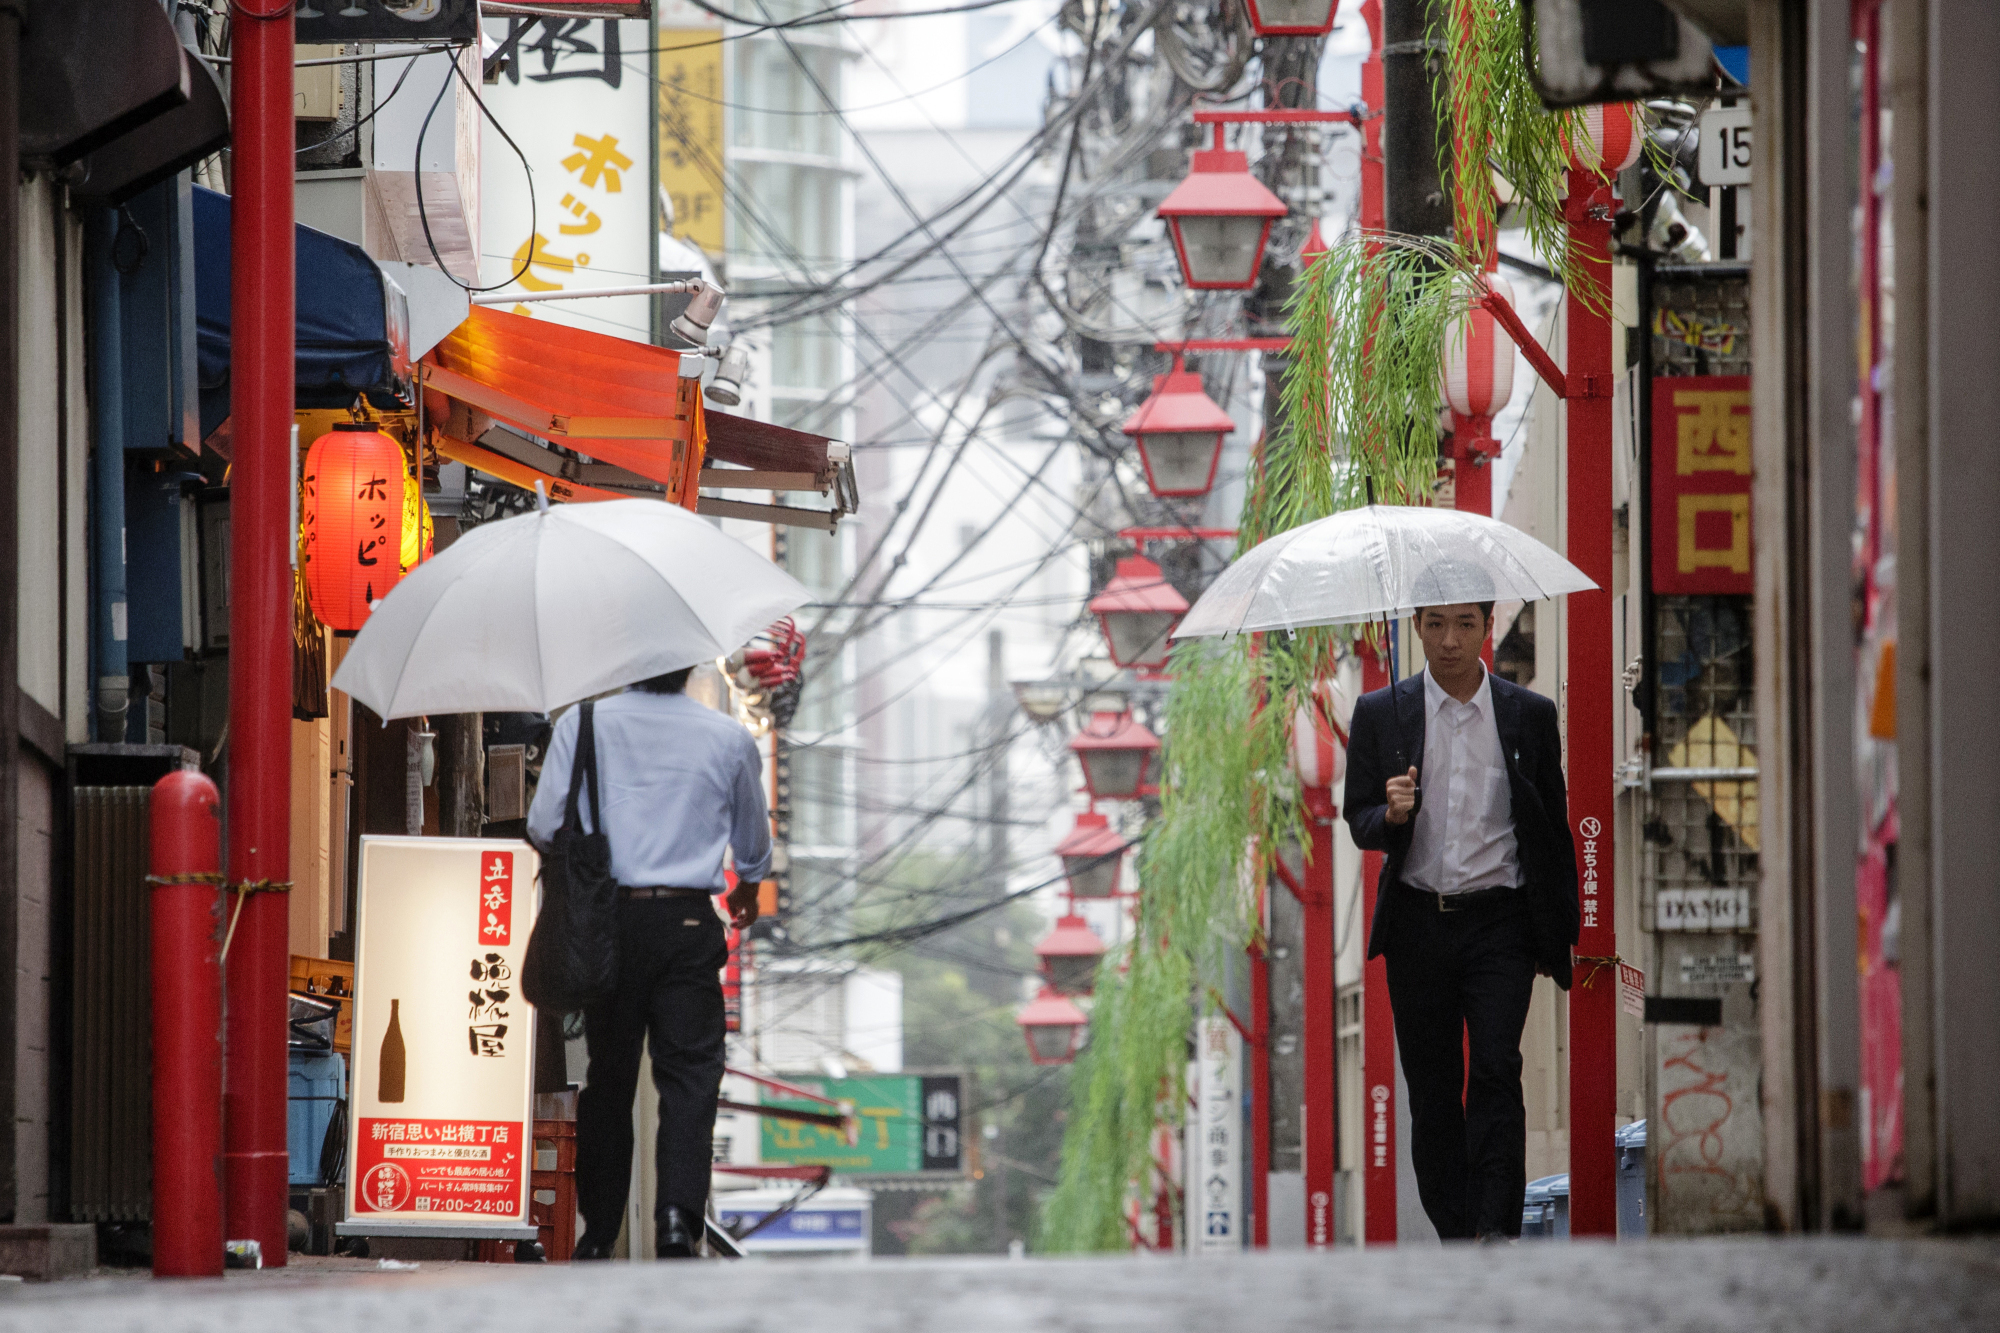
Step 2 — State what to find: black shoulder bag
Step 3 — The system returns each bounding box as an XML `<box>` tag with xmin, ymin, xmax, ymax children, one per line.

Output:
<box><xmin>522</xmin><ymin>702</ymin><xmax>620</xmax><ymax>1014</ymax></box>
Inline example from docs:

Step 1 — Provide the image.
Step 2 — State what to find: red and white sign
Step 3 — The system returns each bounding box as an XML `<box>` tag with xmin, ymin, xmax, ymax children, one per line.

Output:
<box><xmin>342</xmin><ymin>837</ymin><xmax>540</xmax><ymax>1240</ymax></box>
<box><xmin>1651</xmin><ymin>376</ymin><xmax>1754</xmax><ymax>595</ymax></box>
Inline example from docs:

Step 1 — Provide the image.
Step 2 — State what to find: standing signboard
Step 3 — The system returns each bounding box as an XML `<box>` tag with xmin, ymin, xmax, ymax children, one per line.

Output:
<box><xmin>339</xmin><ymin>837</ymin><xmax>540</xmax><ymax>1241</ymax></box>
<box><xmin>480</xmin><ymin>15</ymin><xmax>657</xmax><ymax>342</ymax></box>
<box><xmin>1189</xmin><ymin>1017</ymin><xmax>1243</xmax><ymax>1253</ymax></box>
<box><xmin>757</xmin><ymin>1072</ymin><xmax>966</xmax><ymax>1180</ymax></box>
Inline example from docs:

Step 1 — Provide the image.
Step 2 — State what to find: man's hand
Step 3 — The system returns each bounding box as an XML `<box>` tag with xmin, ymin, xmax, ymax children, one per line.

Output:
<box><xmin>725</xmin><ymin>879</ymin><xmax>761</xmax><ymax>930</ymax></box>
<box><xmin>1384</xmin><ymin>767</ymin><xmax>1420</xmax><ymax>825</ymax></box>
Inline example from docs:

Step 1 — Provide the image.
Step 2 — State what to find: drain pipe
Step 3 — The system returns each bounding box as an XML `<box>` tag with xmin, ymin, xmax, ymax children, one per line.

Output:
<box><xmin>87</xmin><ymin>209</ymin><xmax>128</xmax><ymax>742</ymax></box>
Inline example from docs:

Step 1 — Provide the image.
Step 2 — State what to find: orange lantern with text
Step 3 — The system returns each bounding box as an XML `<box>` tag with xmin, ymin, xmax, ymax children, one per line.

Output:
<box><xmin>303</xmin><ymin>423</ymin><xmax>406</xmax><ymax>632</ymax></box>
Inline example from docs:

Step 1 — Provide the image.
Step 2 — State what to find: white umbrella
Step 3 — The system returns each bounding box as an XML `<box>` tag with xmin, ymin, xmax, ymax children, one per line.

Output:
<box><xmin>1175</xmin><ymin>504</ymin><xmax>1596</xmax><ymax>639</ymax></box>
<box><xmin>331</xmin><ymin>498</ymin><xmax>810</xmax><ymax>719</ymax></box>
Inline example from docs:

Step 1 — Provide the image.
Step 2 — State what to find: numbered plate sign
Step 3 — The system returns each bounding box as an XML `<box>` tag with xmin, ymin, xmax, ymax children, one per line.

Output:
<box><xmin>340</xmin><ymin>837</ymin><xmax>541</xmax><ymax>1240</ymax></box>
<box><xmin>1699</xmin><ymin>106</ymin><xmax>1753</xmax><ymax>186</ymax></box>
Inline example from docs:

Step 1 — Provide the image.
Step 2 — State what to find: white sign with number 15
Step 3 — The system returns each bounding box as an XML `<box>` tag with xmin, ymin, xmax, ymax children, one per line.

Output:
<box><xmin>1700</xmin><ymin>106</ymin><xmax>1753</xmax><ymax>186</ymax></box>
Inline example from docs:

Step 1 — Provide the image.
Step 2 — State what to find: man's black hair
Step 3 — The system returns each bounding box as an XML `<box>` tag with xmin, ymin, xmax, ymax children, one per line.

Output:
<box><xmin>1417</xmin><ymin>601</ymin><xmax>1495</xmax><ymax>623</ymax></box>
<box><xmin>633</xmin><ymin>666</ymin><xmax>695</xmax><ymax>694</ymax></box>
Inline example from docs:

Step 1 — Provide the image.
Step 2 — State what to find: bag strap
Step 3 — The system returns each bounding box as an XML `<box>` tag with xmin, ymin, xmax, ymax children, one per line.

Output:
<box><xmin>563</xmin><ymin>702</ymin><xmax>602</xmax><ymax>834</ymax></box>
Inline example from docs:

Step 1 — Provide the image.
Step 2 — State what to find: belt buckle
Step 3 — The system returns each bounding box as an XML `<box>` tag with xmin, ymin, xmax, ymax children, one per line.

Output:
<box><xmin>1435</xmin><ymin>891</ymin><xmax>1464</xmax><ymax>913</ymax></box>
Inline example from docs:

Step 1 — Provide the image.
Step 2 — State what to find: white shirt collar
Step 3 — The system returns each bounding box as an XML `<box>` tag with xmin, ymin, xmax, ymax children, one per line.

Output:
<box><xmin>1422</xmin><ymin>663</ymin><xmax>1491</xmax><ymax>719</ymax></box>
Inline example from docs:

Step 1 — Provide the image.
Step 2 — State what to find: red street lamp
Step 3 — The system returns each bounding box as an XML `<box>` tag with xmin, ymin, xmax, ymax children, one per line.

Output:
<box><xmin>1157</xmin><ymin>122</ymin><xmax>1288</xmax><ymax>290</ymax></box>
<box><xmin>1068</xmin><ymin>710</ymin><xmax>1161</xmax><ymax>802</ymax></box>
<box><xmin>1089</xmin><ymin>555</ymin><xmax>1189</xmax><ymax>671</ymax></box>
<box><xmin>1244</xmin><ymin>0</ymin><xmax>1336</xmax><ymax>36</ymax></box>
<box><xmin>1035</xmin><ymin>914</ymin><xmax>1107</xmax><ymax>997</ymax></box>
<box><xmin>1121</xmin><ymin>356</ymin><xmax>1234</xmax><ymax>497</ymax></box>
<box><xmin>1056</xmin><ymin>811</ymin><xmax>1128</xmax><ymax>898</ymax></box>
<box><xmin>1018</xmin><ymin>985</ymin><xmax>1089</xmax><ymax>1065</ymax></box>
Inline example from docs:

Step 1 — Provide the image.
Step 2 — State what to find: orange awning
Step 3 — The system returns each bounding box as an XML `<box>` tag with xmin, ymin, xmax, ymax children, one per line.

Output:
<box><xmin>421</xmin><ymin>306</ymin><xmax>702</xmax><ymax>504</ymax></box>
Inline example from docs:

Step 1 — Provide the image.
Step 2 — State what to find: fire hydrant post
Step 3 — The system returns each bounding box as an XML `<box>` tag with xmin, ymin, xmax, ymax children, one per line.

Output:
<box><xmin>149</xmin><ymin>770</ymin><xmax>226</xmax><ymax>1278</ymax></box>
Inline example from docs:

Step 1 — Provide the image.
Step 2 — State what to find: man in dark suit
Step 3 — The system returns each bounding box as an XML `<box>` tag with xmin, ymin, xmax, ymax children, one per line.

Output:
<box><xmin>1342</xmin><ymin>600</ymin><xmax>1578</xmax><ymax>1241</ymax></box>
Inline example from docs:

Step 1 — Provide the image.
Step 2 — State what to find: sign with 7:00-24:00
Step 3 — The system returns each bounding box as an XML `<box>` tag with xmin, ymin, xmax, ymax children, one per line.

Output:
<box><xmin>760</xmin><ymin>1073</ymin><xmax>967</xmax><ymax>1178</ymax></box>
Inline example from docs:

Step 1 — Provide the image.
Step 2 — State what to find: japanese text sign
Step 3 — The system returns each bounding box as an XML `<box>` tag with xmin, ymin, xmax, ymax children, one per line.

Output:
<box><xmin>1652</xmin><ymin>376</ymin><xmax>1753</xmax><ymax>595</ymax></box>
<box><xmin>759</xmin><ymin>1073</ymin><xmax>966</xmax><ymax>1178</ymax></box>
<box><xmin>344</xmin><ymin>837</ymin><xmax>540</xmax><ymax>1236</ymax></box>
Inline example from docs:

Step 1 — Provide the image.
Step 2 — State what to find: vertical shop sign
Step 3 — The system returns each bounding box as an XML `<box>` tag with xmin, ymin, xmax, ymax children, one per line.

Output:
<box><xmin>341</xmin><ymin>837</ymin><xmax>540</xmax><ymax>1238</ymax></box>
<box><xmin>658</xmin><ymin>27</ymin><xmax>726</xmax><ymax>256</ymax></box>
<box><xmin>1652</xmin><ymin>375</ymin><xmax>1754</xmax><ymax>594</ymax></box>
<box><xmin>1191</xmin><ymin>1017</ymin><xmax>1242</xmax><ymax>1254</ymax></box>
<box><xmin>480</xmin><ymin>16</ymin><xmax>656</xmax><ymax>340</ymax></box>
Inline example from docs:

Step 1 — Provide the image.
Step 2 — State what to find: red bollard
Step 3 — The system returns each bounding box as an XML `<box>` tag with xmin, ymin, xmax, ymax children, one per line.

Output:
<box><xmin>150</xmin><ymin>769</ymin><xmax>226</xmax><ymax>1277</ymax></box>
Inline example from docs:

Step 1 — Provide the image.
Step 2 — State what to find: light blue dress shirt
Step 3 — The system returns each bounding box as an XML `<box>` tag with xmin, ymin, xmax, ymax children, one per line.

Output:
<box><xmin>527</xmin><ymin>689</ymin><xmax>772</xmax><ymax>891</ymax></box>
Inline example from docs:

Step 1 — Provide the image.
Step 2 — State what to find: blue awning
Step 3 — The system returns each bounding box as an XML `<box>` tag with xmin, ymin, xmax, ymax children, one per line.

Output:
<box><xmin>193</xmin><ymin>184</ymin><xmax>411</xmax><ymax>440</ymax></box>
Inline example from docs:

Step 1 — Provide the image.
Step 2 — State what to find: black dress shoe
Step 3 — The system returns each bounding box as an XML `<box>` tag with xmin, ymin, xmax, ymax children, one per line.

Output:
<box><xmin>655</xmin><ymin>1206</ymin><xmax>698</xmax><ymax>1259</ymax></box>
<box><xmin>572</xmin><ymin>1232</ymin><xmax>615</xmax><ymax>1261</ymax></box>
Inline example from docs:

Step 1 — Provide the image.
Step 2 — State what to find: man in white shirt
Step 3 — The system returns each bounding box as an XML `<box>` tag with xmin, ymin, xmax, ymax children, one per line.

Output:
<box><xmin>1343</xmin><ymin>600</ymin><xmax>1578</xmax><ymax>1241</ymax></box>
<box><xmin>528</xmin><ymin>665</ymin><xmax>771</xmax><ymax>1259</ymax></box>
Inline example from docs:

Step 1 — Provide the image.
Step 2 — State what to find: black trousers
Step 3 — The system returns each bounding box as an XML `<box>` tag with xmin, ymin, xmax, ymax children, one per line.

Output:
<box><xmin>574</xmin><ymin>899</ymin><xmax>727</xmax><ymax>1248</ymax></box>
<box><xmin>1382</xmin><ymin>885</ymin><xmax>1538</xmax><ymax>1240</ymax></box>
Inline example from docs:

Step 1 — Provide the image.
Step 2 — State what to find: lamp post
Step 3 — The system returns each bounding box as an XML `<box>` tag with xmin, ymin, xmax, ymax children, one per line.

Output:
<box><xmin>1090</xmin><ymin>555</ymin><xmax>1189</xmax><ymax>673</ymax></box>
<box><xmin>1157</xmin><ymin>122</ymin><xmax>1289</xmax><ymax>290</ymax></box>
<box><xmin>1121</xmin><ymin>356</ymin><xmax>1235</xmax><ymax>498</ymax></box>
<box><xmin>1056</xmin><ymin>811</ymin><xmax>1129</xmax><ymax>899</ymax></box>
<box><xmin>1035</xmin><ymin>913</ymin><xmax>1108</xmax><ymax>997</ymax></box>
<box><xmin>1018</xmin><ymin>986</ymin><xmax>1089</xmax><ymax>1065</ymax></box>
<box><xmin>1068</xmin><ymin>711</ymin><xmax>1160</xmax><ymax>802</ymax></box>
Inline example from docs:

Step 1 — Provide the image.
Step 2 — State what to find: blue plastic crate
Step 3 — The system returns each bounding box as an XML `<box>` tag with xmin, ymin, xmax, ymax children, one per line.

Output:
<box><xmin>287</xmin><ymin>1050</ymin><xmax>346</xmax><ymax>1186</ymax></box>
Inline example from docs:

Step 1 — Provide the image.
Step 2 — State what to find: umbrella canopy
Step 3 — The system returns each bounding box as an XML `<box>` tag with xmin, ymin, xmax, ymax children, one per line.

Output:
<box><xmin>1175</xmin><ymin>504</ymin><xmax>1596</xmax><ymax>639</ymax></box>
<box><xmin>331</xmin><ymin>498</ymin><xmax>810</xmax><ymax>720</ymax></box>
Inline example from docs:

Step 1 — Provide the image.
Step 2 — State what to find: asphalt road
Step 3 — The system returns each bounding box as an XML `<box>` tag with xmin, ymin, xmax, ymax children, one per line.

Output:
<box><xmin>0</xmin><ymin>1238</ymin><xmax>1995</xmax><ymax>1333</ymax></box>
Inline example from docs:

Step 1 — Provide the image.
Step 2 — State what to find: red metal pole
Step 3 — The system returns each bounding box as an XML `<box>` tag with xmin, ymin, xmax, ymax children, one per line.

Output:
<box><xmin>1301</xmin><ymin>801</ymin><xmax>1337</xmax><ymax>1248</ymax></box>
<box><xmin>224</xmin><ymin>0</ymin><xmax>295</xmax><ymax>1265</ymax></box>
<box><xmin>1355</xmin><ymin>0</ymin><xmax>1398</xmax><ymax>1248</ymax></box>
<box><xmin>1357</xmin><ymin>644</ymin><xmax>1397</xmax><ymax>1244</ymax></box>
<box><xmin>1563</xmin><ymin>169</ymin><xmax>1618</xmax><ymax>1237</ymax></box>
<box><xmin>150</xmin><ymin>770</ymin><xmax>226</xmax><ymax>1277</ymax></box>
<box><xmin>1247</xmin><ymin>909</ymin><xmax>1271</xmax><ymax>1246</ymax></box>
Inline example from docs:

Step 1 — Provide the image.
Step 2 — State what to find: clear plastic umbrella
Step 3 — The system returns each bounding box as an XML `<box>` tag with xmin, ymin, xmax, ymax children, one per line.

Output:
<box><xmin>331</xmin><ymin>497</ymin><xmax>809</xmax><ymax>719</ymax></box>
<box><xmin>1174</xmin><ymin>504</ymin><xmax>1596</xmax><ymax>639</ymax></box>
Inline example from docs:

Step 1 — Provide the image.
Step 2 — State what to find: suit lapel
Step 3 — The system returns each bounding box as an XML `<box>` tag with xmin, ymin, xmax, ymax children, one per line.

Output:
<box><xmin>1392</xmin><ymin>673</ymin><xmax>1425</xmax><ymax>775</ymax></box>
<box><xmin>1490</xmin><ymin>675</ymin><xmax>1526</xmax><ymax>765</ymax></box>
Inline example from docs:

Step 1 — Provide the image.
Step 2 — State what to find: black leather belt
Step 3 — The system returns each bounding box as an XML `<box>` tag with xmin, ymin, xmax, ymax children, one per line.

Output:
<box><xmin>1400</xmin><ymin>882</ymin><xmax>1520</xmax><ymax>913</ymax></box>
<box><xmin>620</xmin><ymin>885</ymin><xmax>714</xmax><ymax>901</ymax></box>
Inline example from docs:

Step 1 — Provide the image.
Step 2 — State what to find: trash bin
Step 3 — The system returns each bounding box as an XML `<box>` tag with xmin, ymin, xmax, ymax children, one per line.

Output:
<box><xmin>1520</xmin><ymin>1173</ymin><xmax>1569</xmax><ymax>1239</ymax></box>
<box><xmin>1615</xmin><ymin>1119</ymin><xmax>1647</xmax><ymax>1239</ymax></box>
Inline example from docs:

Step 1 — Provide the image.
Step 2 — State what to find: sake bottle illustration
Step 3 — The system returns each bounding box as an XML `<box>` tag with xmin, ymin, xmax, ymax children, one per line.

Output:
<box><xmin>379</xmin><ymin>999</ymin><xmax>407</xmax><ymax>1104</ymax></box>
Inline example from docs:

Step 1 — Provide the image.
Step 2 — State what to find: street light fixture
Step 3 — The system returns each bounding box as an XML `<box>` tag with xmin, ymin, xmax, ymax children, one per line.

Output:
<box><xmin>1017</xmin><ymin>985</ymin><xmax>1089</xmax><ymax>1065</ymax></box>
<box><xmin>1056</xmin><ymin>811</ymin><xmax>1129</xmax><ymax>899</ymax></box>
<box><xmin>1120</xmin><ymin>355</ymin><xmax>1234</xmax><ymax>497</ymax></box>
<box><xmin>1157</xmin><ymin>123</ymin><xmax>1288</xmax><ymax>290</ymax></box>
<box><xmin>1010</xmin><ymin>680</ymin><xmax>1071</xmax><ymax>724</ymax></box>
<box><xmin>1035</xmin><ymin>914</ymin><xmax>1108</xmax><ymax>997</ymax></box>
<box><xmin>1068</xmin><ymin>710</ymin><xmax>1160</xmax><ymax>801</ymax></box>
<box><xmin>1089</xmin><ymin>555</ymin><xmax>1189</xmax><ymax>672</ymax></box>
<box><xmin>1244</xmin><ymin>0</ymin><xmax>1337</xmax><ymax>36</ymax></box>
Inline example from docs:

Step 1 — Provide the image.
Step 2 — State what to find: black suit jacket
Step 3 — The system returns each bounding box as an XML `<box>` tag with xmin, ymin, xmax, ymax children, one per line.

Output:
<box><xmin>1341</xmin><ymin>671</ymin><xmax>1581</xmax><ymax>989</ymax></box>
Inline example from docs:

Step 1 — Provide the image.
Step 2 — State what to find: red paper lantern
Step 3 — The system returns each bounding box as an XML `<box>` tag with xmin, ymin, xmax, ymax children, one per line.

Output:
<box><xmin>1157</xmin><ymin>125</ymin><xmax>1288</xmax><ymax>290</ymax></box>
<box><xmin>1120</xmin><ymin>357</ymin><xmax>1234</xmax><ymax>498</ymax></box>
<box><xmin>303</xmin><ymin>423</ymin><xmax>407</xmax><ymax>632</ymax></box>
<box><xmin>1444</xmin><ymin>273</ymin><xmax>1518</xmax><ymax>419</ymax></box>
<box><xmin>1570</xmin><ymin>102</ymin><xmax>1644</xmax><ymax>176</ymax></box>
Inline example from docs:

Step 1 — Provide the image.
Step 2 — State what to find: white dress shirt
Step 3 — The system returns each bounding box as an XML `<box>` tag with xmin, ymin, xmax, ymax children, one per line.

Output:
<box><xmin>1401</xmin><ymin>666</ymin><xmax>1519</xmax><ymax>895</ymax></box>
<box><xmin>527</xmin><ymin>689</ymin><xmax>772</xmax><ymax>891</ymax></box>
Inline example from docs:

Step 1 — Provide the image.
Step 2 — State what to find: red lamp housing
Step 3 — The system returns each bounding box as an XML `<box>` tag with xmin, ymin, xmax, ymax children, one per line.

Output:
<box><xmin>1120</xmin><ymin>357</ymin><xmax>1234</xmax><ymax>498</ymax></box>
<box><xmin>1088</xmin><ymin>555</ymin><xmax>1190</xmax><ymax>671</ymax></box>
<box><xmin>1018</xmin><ymin>985</ymin><xmax>1088</xmax><ymax>1065</ymax></box>
<box><xmin>1068</xmin><ymin>710</ymin><xmax>1161</xmax><ymax>802</ymax></box>
<box><xmin>303</xmin><ymin>423</ymin><xmax>406</xmax><ymax>632</ymax></box>
<box><xmin>1244</xmin><ymin>0</ymin><xmax>1336</xmax><ymax>36</ymax></box>
<box><xmin>1057</xmin><ymin>811</ymin><xmax>1128</xmax><ymax>898</ymax></box>
<box><xmin>1157</xmin><ymin>127</ymin><xmax>1288</xmax><ymax>290</ymax></box>
<box><xmin>1035</xmin><ymin>914</ymin><xmax>1108</xmax><ymax>997</ymax></box>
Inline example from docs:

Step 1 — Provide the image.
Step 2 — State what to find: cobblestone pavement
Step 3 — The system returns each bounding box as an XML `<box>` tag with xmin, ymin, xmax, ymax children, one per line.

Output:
<box><xmin>0</xmin><ymin>1238</ymin><xmax>1994</xmax><ymax>1333</ymax></box>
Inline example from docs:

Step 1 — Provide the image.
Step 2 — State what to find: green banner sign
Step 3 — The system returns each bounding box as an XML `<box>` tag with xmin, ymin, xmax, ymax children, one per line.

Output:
<box><xmin>759</xmin><ymin>1073</ymin><xmax>965</xmax><ymax>1177</ymax></box>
